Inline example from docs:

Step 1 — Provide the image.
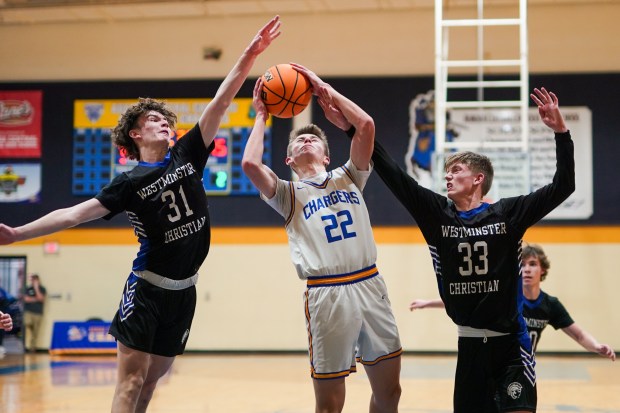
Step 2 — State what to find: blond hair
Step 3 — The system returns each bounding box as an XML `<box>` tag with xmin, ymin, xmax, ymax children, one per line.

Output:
<box><xmin>445</xmin><ymin>151</ymin><xmax>494</xmax><ymax>196</ymax></box>
<box><xmin>287</xmin><ymin>124</ymin><xmax>330</xmax><ymax>157</ymax></box>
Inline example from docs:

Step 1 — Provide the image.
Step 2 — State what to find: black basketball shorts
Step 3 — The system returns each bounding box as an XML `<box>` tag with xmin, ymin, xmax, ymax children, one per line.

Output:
<box><xmin>109</xmin><ymin>272</ymin><xmax>197</xmax><ymax>357</ymax></box>
<box><xmin>454</xmin><ymin>334</ymin><xmax>537</xmax><ymax>413</ymax></box>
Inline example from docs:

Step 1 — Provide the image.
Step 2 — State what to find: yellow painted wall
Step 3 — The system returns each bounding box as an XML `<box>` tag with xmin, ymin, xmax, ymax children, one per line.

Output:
<box><xmin>0</xmin><ymin>3</ymin><xmax>619</xmax><ymax>81</ymax></box>
<box><xmin>2</xmin><ymin>226</ymin><xmax>619</xmax><ymax>353</ymax></box>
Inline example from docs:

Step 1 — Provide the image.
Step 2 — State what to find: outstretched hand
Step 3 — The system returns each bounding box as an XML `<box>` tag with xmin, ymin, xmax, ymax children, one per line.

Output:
<box><xmin>596</xmin><ymin>344</ymin><xmax>617</xmax><ymax>361</ymax></box>
<box><xmin>316</xmin><ymin>87</ymin><xmax>351</xmax><ymax>131</ymax></box>
<box><xmin>530</xmin><ymin>87</ymin><xmax>568</xmax><ymax>133</ymax></box>
<box><xmin>0</xmin><ymin>224</ymin><xmax>17</xmax><ymax>246</ymax></box>
<box><xmin>247</xmin><ymin>15</ymin><xmax>282</xmax><ymax>56</ymax></box>
<box><xmin>289</xmin><ymin>63</ymin><xmax>327</xmax><ymax>95</ymax></box>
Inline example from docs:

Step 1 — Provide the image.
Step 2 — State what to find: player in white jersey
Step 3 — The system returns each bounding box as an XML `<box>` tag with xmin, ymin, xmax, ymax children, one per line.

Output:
<box><xmin>270</xmin><ymin>164</ymin><xmax>377</xmax><ymax>279</ymax></box>
<box><xmin>243</xmin><ymin>64</ymin><xmax>402</xmax><ymax>413</ymax></box>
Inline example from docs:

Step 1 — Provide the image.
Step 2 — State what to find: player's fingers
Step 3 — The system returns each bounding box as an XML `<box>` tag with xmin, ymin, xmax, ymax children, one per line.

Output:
<box><xmin>549</xmin><ymin>91</ymin><xmax>559</xmax><ymax>105</ymax></box>
<box><xmin>530</xmin><ymin>93</ymin><xmax>543</xmax><ymax>107</ymax></box>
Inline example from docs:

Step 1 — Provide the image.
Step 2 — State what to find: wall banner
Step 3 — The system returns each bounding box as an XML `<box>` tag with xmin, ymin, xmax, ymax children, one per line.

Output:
<box><xmin>0</xmin><ymin>90</ymin><xmax>43</xmax><ymax>158</ymax></box>
<box><xmin>0</xmin><ymin>163</ymin><xmax>41</xmax><ymax>203</ymax></box>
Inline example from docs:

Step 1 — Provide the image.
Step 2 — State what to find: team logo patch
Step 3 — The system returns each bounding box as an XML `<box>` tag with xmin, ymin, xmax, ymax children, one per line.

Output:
<box><xmin>181</xmin><ymin>329</ymin><xmax>190</xmax><ymax>344</ymax></box>
<box><xmin>507</xmin><ymin>382</ymin><xmax>523</xmax><ymax>400</ymax></box>
<box><xmin>84</xmin><ymin>103</ymin><xmax>104</xmax><ymax>123</ymax></box>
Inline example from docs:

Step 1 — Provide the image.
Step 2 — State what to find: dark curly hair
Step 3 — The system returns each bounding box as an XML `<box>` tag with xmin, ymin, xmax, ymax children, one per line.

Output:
<box><xmin>111</xmin><ymin>98</ymin><xmax>177</xmax><ymax>161</ymax></box>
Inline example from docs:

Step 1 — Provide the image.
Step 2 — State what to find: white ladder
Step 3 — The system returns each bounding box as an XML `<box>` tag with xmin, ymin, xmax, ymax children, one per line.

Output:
<box><xmin>434</xmin><ymin>0</ymin><xmax>529</xmax><ymax>152</ymax></box>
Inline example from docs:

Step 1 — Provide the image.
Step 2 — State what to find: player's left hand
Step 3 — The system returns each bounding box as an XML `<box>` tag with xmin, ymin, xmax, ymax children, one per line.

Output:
<box><xmin>596</xmin><ymin>344</ymin><xmax>616</xmax><ymax>361</ymax></box>
<box><xmin>317</xmin><ymin>87</ymin><xmax>350</xmax><ymax>131</ymax></box>
<box><xmin>530</xmin><ymin>87</ymin><xmax>568</xmax><ymax>133</ymax></box>
<box><xmin>289</xmin><ymin>63</ymin><xmax>326</xmax><ymax>95</ymax></box>
<box><xmin>247</xmin><ymin>15</ymin><xmax>282</xmax><ymax>55</ymax></box>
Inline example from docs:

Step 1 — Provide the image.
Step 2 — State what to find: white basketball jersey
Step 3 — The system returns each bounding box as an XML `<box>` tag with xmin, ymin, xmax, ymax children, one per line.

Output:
<box><xmin>264</xmin><ymin>159</ymin><xmax>377</xmax><ymax>279</ymax></box>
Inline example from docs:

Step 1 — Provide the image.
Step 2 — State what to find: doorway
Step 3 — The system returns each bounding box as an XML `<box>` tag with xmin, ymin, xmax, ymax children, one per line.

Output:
<box><xmin>0</xmin><ymin>255</ymin><xmax>26</xmax><ymax>355</ymax></box>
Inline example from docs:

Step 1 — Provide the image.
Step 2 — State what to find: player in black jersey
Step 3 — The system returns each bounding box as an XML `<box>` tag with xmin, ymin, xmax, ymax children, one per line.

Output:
<box><xmin>410</xmin><ymin>243</ymin><xmax>616</xmax><ymax>360</ymax></box>
<box><xmin>0</xmin><ymin>16</ymin><xmax>280</xmax><ymax>412</ymax></box>
<box><xmin>349</xmin><ymin>87</ymin><xmax>573</xmax><ymax>413</ymax></box>
<box><xmin>521</xmin><ymin>244</ymin><xmax>615</xmax><ymax>359</ymax></box>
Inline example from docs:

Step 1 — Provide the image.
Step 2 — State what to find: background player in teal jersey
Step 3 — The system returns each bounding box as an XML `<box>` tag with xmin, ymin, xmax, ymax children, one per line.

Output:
<box><xmin>410</xmin><ymin>243</ymin><xmax>616</xmax><ymax>360</ymax></box>
<box><xmin>0</xmin><ymin>16</ymin><xmax>281</xmax><ymax>413</ymax></box>
<box><xmin>243</xmin><ymin>64</ymin><xmax>402</xmax><ymax>413</ymax></box>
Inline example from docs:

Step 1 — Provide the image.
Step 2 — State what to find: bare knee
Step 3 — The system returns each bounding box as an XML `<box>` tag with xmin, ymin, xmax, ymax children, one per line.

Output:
<box><xmin>371</xmin><ymin>382</ymin><xmax>401</xmax><ymax>412</ymax></box>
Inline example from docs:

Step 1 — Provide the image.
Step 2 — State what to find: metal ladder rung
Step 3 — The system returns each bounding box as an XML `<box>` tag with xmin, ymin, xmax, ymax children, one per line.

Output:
<box><xmin>441</xmin><ymin>59</ymin><xmax>523</xmax><ymax>68</ymax></box>
<box><xmin>443</xmin><ymin>141</ymin><xmax>527</xmax><ymax>149</ymax></box>
<box><xmin>435</xmin><ymin>0</ymin><xmax>529</xmax><ymax>154</ymax></box>
<box><xmin>445</xmin><ymin>100</ymin><xmax>523</xmax><ymax>108</ymax></box>
<box><xmin>446</xmin><ymin>80</ymin><xmax>523</xmax><ymax>88</ymax></box>
<box><xmin>441</xmin><ymin>18</ymin><xmax>521</xmax><ymax>27</ymax></box>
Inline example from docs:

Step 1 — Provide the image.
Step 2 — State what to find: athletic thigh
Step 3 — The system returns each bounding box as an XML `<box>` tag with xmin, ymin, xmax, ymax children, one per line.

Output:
<box><xmin>454</xmin><ymin>336</ymin><xmax>536</xmax><ymax>413</ymax></box>
<box><xmin>492</xmin><ymin>336</ymin><xmax>537</xmax><ymax>412</ymax></box>
<box><xmin>305</xmin><ymin>286</ymin><xmax>361</xmax><ymax>379</ymax></box>
<box><xmin>109</xmin><ymin>273</ymin><xmax>197</xmax><ymax>357</ymax></box>
<box><xmin>356</xmin><ymin>275</ymin><xmax>402</xmax><ymax>365</ymax></box>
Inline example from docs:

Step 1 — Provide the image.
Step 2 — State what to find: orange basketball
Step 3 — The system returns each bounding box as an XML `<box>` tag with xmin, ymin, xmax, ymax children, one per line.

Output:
<box><xmin>260</xmin><ymin>64</ymin><xmax>312</xmax><ymax>118</ymax></box>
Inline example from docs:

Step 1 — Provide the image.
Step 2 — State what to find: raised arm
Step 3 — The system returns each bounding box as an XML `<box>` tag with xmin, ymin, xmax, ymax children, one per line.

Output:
<box><xmin>241</xmin><ymin>78</ymin><xmax>278</xmax><ymax>198</ymax></box>
<box><xmin>290</xmin><ymin>63</ymin><xmax>374</xmax><ymax>171</ymax></box>
<box><xmin>0</xmin><ymin>198</ymin><xmax>110</xmax><ymax>245</ymax></box>
<box><xmin>508</xmin><ymin>88</ymin><xmax>575</xmax><ymax>227</ymax></box>
<box><xmin>562</xmin><ymin>323</ymin><xmax>616</xmax><ymax>361</ymax></box>
<box><xmin>199</xmin><ymin>15</ymin><xmax>281</xmax><ymax>147</ymax></box>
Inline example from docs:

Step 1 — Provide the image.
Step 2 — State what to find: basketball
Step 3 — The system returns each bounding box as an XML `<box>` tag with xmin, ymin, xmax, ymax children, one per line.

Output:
<box><xmin>261</xmin><ymin>64</ymin><xmax>312</xmax><ymax>118</ymax></box>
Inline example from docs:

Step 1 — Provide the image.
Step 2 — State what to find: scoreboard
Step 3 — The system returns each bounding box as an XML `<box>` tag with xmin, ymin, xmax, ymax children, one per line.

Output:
<box><xmin>72</xmin><ymin>98</ymin><xmax>271</xmax><ymax>196</ymax></box>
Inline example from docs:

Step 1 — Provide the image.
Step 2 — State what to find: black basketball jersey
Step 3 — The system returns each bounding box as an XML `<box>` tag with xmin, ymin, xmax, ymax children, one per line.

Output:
<box><xmin>96</xmin><ymin>124</ymin><xmax>214</xmax><ymax>280</ymax></box>
<box><xmin>523</xmin><ymin>290</ymin><xmax>574</xmax><ymax>351</ymax></box>
<box><xmin>372</xmin><ymin>132</ymin><xmax>574</xmax><ymax>334</ymax></box>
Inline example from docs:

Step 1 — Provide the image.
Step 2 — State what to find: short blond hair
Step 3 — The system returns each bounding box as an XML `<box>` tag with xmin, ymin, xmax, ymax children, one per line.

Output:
<box><xmin>287</xmin><ymin>124</ymin><xmax>329</xmax><ymax>157</ymax></box>
<box><xmin>444</xmin><ymin>151</ymin><xmax>494</xmax><ymax>196</ymax></box>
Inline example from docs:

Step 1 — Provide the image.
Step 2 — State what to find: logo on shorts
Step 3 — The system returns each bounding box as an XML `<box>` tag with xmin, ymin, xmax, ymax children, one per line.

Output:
<box><xmin>181</xmin><ymin>329</ymin><xmax>190</xmax><ymax>344</ymax></box>
<box><xmin>507</xmin><ymin>382</ymin><xmax>523</xmax><ymax>400</ymax></box>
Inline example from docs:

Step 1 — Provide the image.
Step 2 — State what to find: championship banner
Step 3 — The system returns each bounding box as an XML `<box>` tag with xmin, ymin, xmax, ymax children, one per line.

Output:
<box><xmin>0</xmin><ymin>163</ymin><xmax>41</xmax><ymax>203</ymax></box>
<box><xmin>0</xmin><ymin>91</ymin><xmax>43</xmax><ymax>158</ymax></box>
